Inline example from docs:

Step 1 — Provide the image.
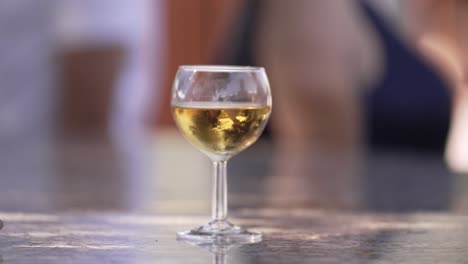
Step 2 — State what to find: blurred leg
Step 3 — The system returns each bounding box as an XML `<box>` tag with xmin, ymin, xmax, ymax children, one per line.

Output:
<box><xmin>402</xmin><ymin>0</ymin><xmax>468</xmax><ymax>172</ymax></box>
<box><xmin>257</xmin><ymin>0</ymin><xmax>382</xmax><ymax>208</ymax></box>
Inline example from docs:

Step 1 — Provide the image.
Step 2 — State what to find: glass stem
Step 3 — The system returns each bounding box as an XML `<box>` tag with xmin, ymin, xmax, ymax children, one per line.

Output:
<box><xmin>212</xmin><ymin>160</ymin><xmax>228</xmax><ymax>221</ymax></box>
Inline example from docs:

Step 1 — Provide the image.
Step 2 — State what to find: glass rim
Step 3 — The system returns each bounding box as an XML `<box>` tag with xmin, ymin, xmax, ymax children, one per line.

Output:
<box><xmin>179</xmin><ymin>65</ymin><xmax>265</xmax><ymax>72</ymax></box>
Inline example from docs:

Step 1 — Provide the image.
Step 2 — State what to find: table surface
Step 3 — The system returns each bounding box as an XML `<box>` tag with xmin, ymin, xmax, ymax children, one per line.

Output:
<box><xmin>1</xmin><ymin>132</ymin><xmax>468</xmax><ymax>263</ymax></box>
<box><xmin>1</xmin><ymin>210</ymin><xmax>468</xmax><ymax>263</ymax></box>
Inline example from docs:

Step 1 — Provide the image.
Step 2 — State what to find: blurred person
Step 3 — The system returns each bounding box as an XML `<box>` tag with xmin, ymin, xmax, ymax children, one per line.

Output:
<box><xmin>0</xmin><ymin>0</ymin><xmax>161</xmax><ymax>211</ymax></box>
<box><xmin>0</xmin><ymin>0</ymin><xmax>58</xmax><ymax>211</ymax></box>
<box><xmin>0</xmin><ymin>0</ymin><xmax>160</xmax><ymax>147</ymax></box>
<box><xmin>256</xmin><ymin>0</ymin><xmax>383</xmax><ymax>208</ymax></box>
<box><xmin>400</xmin><ymin>0</ymin><xmax>468</xmax><ymax>212</ymax></box>
<box><xmin>360</xmin><ymin>0</ymin><xmax>452</xmax><ymax>211</ymax></box>
<box><xmin>260</xmin><ymin>0</ymin><xmax>455</xmax><ymax>210</ymax></box>
<box><xmin>401</xmin><ymin>0</ymin><xmax>468</xmax><ymax>173</ymax></box>
<box><xmin>0</xmin><ymin>0</ymin><xmax>55</xmax><ymax>145</ymax></box>
<box><xmin>216</xmin><ymin>0</ymin><xmax>454</xmax><ymax>210</ymax></box>
<box><xmin>55</xmin><ymin>0</ymin><xmax>159</xmax><ymax>141</ymax></box>
<box><xmin>54</xmin><ymin>0</ymin><xmax>160</xmax><ymax>210</ymax></box>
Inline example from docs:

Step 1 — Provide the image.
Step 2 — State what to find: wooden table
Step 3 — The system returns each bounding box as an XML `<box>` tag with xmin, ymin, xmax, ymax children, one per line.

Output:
<box><xmin>0</xmin><ymin>133</ymin><xmax>467</xmax><ymax>263</ymax></box>
<box><xmin>1</xmin><ymin>210</ymin><xmax>468</xmax><ymax>263</ymax></box>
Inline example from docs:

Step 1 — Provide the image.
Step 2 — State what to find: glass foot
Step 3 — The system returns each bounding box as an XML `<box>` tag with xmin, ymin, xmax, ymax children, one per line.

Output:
<box><xmin>177</xmin><ymin>220</ymin><xmax>262</xmax><ymax>244</ymax></box>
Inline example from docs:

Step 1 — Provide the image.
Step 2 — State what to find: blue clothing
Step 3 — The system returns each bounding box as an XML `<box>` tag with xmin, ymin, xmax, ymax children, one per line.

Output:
<box><xmin>361</xmin><ymin>2</ymin><xmax>451</xmax><ymax>154</ymax></box>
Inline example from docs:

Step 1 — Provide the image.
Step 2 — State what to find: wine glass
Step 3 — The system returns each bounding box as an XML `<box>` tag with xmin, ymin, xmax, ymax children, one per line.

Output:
<box><xmin>171</xmin><ymin>65</ymin><xmax>272</xmax><ymax>243</ymax></box>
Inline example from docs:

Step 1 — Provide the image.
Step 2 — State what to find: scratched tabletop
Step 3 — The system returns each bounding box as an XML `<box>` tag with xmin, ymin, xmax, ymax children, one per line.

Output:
<box><xmin>1</xmin><ymin>210</ymin><xmax>468</xmax><ymax>263</ymax></box>
<box><xmin>0</xmin><ymin>135</ymin><xmax>468</xmax><ymax>263</ymax></box>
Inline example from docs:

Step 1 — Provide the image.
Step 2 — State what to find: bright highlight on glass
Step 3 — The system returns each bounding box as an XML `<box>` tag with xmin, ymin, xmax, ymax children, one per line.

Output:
<box><xmin>171</xmin><ymin>65</ymin><xmax>272</xmax><ymax>244</ymax></box>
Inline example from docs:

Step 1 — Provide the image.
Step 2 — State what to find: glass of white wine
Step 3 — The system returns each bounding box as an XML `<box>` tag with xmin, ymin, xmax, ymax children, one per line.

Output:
<box><xmin>172</xmin><ymin>65</ymin><xmax>272</xmax><ymax>244</ymax></box>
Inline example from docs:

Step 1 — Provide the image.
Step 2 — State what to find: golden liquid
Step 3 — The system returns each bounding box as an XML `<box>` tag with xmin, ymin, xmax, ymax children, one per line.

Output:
<box><xmin>173</xmin><ymin>103</ymin><xmax>271</xmax><ymax>158</ymax></box>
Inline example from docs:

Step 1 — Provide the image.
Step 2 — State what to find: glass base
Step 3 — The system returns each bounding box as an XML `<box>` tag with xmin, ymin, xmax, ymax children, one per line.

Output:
<box><xmin>177</xmin><ymin>220</ymin><xmax>262</xmax><ymax>244</ymax></box>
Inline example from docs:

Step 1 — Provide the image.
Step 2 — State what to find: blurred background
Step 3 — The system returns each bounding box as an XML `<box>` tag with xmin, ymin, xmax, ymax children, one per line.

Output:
<box><xmin>1</xmin><ymin>0</ymin><xmax>468</xmax><ymax>214</ymax></box>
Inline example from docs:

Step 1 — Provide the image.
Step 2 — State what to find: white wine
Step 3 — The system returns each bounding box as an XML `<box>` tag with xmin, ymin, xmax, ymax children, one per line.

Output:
<box><xmin>172</xmin><ymin>103</ymin><xmax>271</xmax><ymax>159</ymax></box>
